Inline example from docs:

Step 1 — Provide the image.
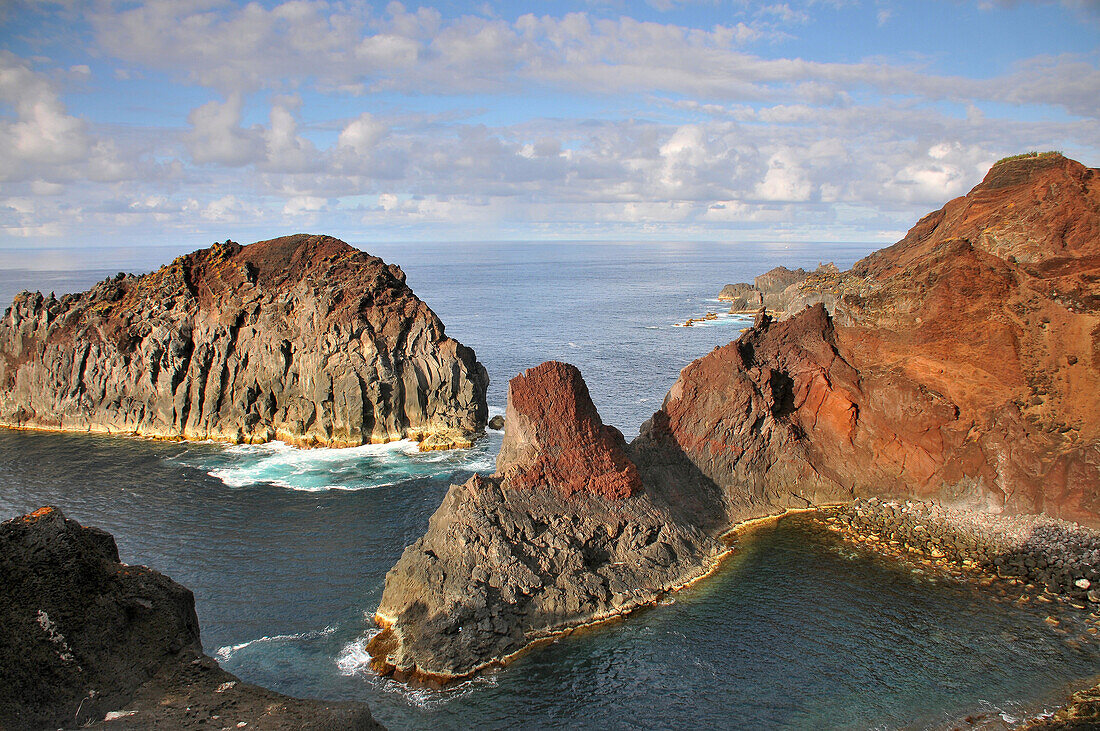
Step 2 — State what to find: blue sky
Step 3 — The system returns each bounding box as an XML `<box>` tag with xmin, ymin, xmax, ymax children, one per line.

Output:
<box><xmin>1</xmin><ymin>0</ymin><xmax>1098</xmax><ymax>251</ymax></box>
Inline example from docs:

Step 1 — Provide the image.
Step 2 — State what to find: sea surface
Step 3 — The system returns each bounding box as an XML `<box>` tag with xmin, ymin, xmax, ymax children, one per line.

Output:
<box><xmin>2</xmin><ymin>241</ymin><xmax>1099</xmax><ymax>729</ymax></box>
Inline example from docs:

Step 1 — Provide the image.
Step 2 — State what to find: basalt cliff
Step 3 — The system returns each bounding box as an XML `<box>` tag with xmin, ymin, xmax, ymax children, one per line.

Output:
<box><xmin>373</xmin><ymin>153</ymin><xmax>1100</xmax><ymax>681</ymax></box>
<box><xmin>0</xmin><ymin>234</ymin><xmax>488</xmax><ymax>450</ymax></box>
<box><xmin>369</xmin><ymin>361</ymin><xmax>724</xmax><ymax>681</ymax></box>
<box><xmin>0</xmin><ymin>506</ymin><xmax>381</xmax><ymax>730</ymax></box>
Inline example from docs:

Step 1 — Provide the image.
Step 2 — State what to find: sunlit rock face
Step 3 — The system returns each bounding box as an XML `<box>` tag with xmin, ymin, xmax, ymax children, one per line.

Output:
<box><xmin>639</xmin><ymin>154</ymin><xmax>1100</xmax><ymax>527</ymax></box>
<box><xmin>0</xmin><ymin>234</ymin><xmax>488</xmax><ymax>450</ymax></box>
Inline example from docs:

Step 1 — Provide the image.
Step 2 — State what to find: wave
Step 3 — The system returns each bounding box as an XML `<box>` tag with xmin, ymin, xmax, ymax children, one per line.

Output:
<box><xmin>173</xmin><ymin>434</ymin><xmax>501</xmax><ymax>491</ymax></box>
<box><xmin>216</xmin><ymin>624</ymin><xmax>337</xmax><ymax>662</ymax></box>
<box><xmin>336</xmin><ymin>633</ymin><xmax>497</xmax><ymax>708</ymax></box>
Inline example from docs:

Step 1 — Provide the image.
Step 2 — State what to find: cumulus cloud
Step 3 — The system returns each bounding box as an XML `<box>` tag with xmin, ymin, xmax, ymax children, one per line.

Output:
<box><xmin>0</xmin><ymin>51</ymin><xmax>90</xmax><ymax>172</ymax></box>
<box><xmin>2</xmin><ymin>1</ymin><xmax>1097</xmax><ymax>245</ymax></box>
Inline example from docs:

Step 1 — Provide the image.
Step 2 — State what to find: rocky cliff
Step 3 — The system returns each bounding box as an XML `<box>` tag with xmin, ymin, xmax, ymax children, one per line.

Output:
<box><xmin>718</xmin><ymin>263</ymin><xmax>842</xmax><ymax>314</ymax></box>
<box><xmin>0</xmin><ymin>234</ymin><xmax>488</xmax><ymax>449</ymax></box>
<box><xmin>373</xmin><ymin>153</ymin><xmax>1100</xmax><ymax>683</ymax></box>
<box><xmin>644</xmin><ymin>152</ymin><xmax>1100</xmax><ymax>526</ymax></box>
<box><xmin>369</xmin><ymin>362</ymin><xmax>723</xmax><ymax>681</ymax></box>
<box><xmin>0</xmin><ymin>506</ymin><xmax>381</xmax><ymax>730</ymax></box>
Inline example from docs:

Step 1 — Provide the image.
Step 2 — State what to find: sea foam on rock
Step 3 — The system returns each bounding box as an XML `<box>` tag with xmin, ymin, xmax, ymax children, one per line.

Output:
<box><xmin>0</xmin><ymin>234</ymin><xmax>488</xmax><ymax>450</ymax></box>
<box><xmin>0</xmin><ymin>506</ymin><xmax>381</xmax><ymax>730</ymax></box>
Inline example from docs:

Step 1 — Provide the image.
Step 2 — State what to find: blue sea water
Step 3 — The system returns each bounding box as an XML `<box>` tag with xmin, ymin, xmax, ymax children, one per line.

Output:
<box><xmin>1</xmin><ymin>241</ymin><xmax>1098</xmax><ymax>730</ymax></box>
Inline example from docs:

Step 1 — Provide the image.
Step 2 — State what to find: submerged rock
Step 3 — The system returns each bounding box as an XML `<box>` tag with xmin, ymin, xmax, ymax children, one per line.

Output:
<box><xmin>370</xmin><ymin>362</ymin><xmax>721</xmax><ymax>680</ymax></box>
<box><xmin>0</xmin><ymin>234</ymin><xmax>488</xmax><ymax>449</ymax></box>
<box><xmin>0</xmin><ymin>506</ymin><xmax>381</xmax><ymax>730</ymax></box>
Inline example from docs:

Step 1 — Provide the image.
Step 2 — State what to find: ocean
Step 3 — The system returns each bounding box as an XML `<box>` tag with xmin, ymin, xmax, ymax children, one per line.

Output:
<box><xmin>2</xmin><ymin>241</ymin><xmax>1098</xmax><ymax>729</ymax></box>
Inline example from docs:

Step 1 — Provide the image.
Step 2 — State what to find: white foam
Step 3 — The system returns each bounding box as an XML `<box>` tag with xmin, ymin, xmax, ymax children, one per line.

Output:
<box><xmin>337</xmin><ymin>634</ymin><xmax>498</xmax><ymax>708</ymax></box>
<box><xmin>335</xmin><ymin>631</ymin><xmax>379</xmax><ymax>675</ymax></box>
<box><xmin>216</xmin><ymin>625</ymin><xmax>337</xmax><ymax>662</ymax></box>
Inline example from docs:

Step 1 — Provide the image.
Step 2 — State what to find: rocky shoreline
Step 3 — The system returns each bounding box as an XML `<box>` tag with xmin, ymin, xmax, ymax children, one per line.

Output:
<box><xmin>0</xmin><ymin>234</ymin><xmax>488</xmax><ymax>451</ymax></box>
<box><xmin>814</xmin><ymin>498</ymin><xmax>1100</xmax><ymax>605</ymax></box>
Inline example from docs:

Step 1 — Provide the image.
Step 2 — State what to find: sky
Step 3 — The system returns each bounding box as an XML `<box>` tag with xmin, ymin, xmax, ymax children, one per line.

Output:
<box><xmin>1</xmin><ymin>0</ymin><xmax>1098</xmax><ymax>252</ymax></box>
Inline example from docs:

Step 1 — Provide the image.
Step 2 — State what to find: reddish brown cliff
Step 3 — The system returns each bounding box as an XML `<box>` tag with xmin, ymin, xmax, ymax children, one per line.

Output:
<box><xmin>0</xmin><ymin>506</ymin><xmax>380</xmax><ymax>729</ymax></box>
<box><xmin>638</xmin><ymin>153</ymin><xmax>1100</xmax><ymax>527</ymax></box>
<box><xmin>0</xmin><ymin>234</ymin><xmax>488</xmax><ymax>449</ymax></box>
<box><xmin>496</xmin><ymin>361</ymin><xmax>640</xmax><ymax>499</ymax></box>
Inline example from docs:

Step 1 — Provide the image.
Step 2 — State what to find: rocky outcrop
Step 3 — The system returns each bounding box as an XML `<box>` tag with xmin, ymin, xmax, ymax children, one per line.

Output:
<box><xmin>373</xmin><ymin>153</ymin><xmax>1100</xmax><ymax>684</ymax></box>
<box><xmin>718</xmin><ymin>263</ymin><xmax>842</xmax><ymax>315</ymax></box>
<box><xmin>496</xmin><ymin>361</ymin><xmax>640</xmax><ymax>500</ymax></box>
<box><xmin>0</xmin><ymin>506</ymin><xmax>381</xmax><ymax>730</ymax></box>
<box><xmin>0</xmin><ymin>234</ymin><xmax>488</xmax><ymax>450</ymax></box>
<box><xmin>369</xmin><ymin>362</ymin><xmax>723</xmax><ymax>681</ymax></box>
<box><xmin>647</xmin><ymin>153</ymin><xmax>1100</xmax><ymax>527</ymax></box>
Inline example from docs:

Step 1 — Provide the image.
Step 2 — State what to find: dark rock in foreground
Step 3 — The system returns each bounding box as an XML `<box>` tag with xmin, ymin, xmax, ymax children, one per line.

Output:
<box><xmin>0</xmin><ymin>506</ymin><xmax>381</xmax><ymax>730</ymax></box>
<box><xmin>0</xmin><ymin>234</ymin><xmax>488</xmax><ymax>450</ymax></box>
<box><xmin>370</xmin><ymin>362</ymin><xmax>722</xmax><ymax>680</ymax></box>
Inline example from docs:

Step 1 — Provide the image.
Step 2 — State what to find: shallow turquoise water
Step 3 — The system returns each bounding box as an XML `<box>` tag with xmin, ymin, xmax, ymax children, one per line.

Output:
<box><xmin>3</xmin><ymin>241</ymin><xmax>1098</xmax><ymax>729</ymax></box>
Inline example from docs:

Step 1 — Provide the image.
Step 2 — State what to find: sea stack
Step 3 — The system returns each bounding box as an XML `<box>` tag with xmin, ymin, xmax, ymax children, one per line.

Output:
<box><xmin>0</xmin><ymin>506</ymin><xmax>381</xmax><ymax>730</ymax></box>
<box><xmin>369</xmin><ymin>361</ymin><xmax>722</xmax><ymax>681</ymax></box>
<box><xmin>0</xmin><ymin>234</ymin><xmax>488</xmax><ymax>450</ymax></box>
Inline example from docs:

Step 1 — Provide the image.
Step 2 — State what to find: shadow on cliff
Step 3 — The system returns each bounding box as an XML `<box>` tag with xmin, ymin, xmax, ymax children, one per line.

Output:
<box><xmin>629</xmin><ymin>413</ymin><xmax>731</xmax><ymax>535</ymax></box>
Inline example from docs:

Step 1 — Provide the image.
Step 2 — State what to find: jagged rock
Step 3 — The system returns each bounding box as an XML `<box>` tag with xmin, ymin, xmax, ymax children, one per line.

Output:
<box><xmin>0</xmin><ymin>506</ymin><xmax>381</xmax><ymax>730</ymax></box>
<box><xmin>0</xmin><ymin>234</ymin><xmax>488</xmax><ymax>449</ymax></box>
<box><xmin>496</xmin><ymin>361</ymin><xmax>640</xmax><ymax>500</ymax></box>
<box><xmin>487</xmin><ymin>415</ymin><xmax>505</xmax><ymax>430</ymax></box>
<box><xmin>642</xmin><ymin>153</ymin><xmax>1100</xmax><ymax>527</ymax></box>
<box><xmin>374</xmin><ymin>154</ymin><xmax>1100</xmax><ymax>685</ymax></box>
<box><xmin>717</xmin><ymin>264</ymin><xmax>839</xmax><ymax>314</ymax></box>
<box><xmin>369</xmin><ymin>363</ymin><xmax>721</xmax><ymax>680</ymax></box>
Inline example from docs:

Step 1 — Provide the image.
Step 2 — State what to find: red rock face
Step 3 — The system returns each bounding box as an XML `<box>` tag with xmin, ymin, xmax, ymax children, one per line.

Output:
<box><xmin>496</xmin><ymin>361</ymin><xmax>641</xmax><ymax>500</ymax></box>
<box><xmin>640</xmin><ymin>154</ymin><xmax>1100</xmax><ymax>527</ymax></box>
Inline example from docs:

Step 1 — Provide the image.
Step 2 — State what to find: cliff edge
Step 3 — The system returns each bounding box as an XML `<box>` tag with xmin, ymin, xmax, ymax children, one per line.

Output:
<box><xmin>0</xmin><ymin>234</ymin><xmax>488</xmax><ymax>450</ymax></box>
<box><xmin>641</xmin><ymin>152</ymin><xmax>1100</xmax><ymax>526</ymax></box>
<box><xmin>0</xmin><ymin>506</ymin><xmax>381</xmax><ymax>730</ymax></box>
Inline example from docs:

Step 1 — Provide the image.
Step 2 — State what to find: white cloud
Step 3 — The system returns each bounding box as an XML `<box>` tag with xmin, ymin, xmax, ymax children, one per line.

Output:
<box><xmin>338</xmin><ymin>113</ymin><xmax>389</xmax><ymax>156</ymax></box>
<box><xmin>186</xmin><ymin>93</ymin><xmax>264</xmax><ymax>166</ymax></box>
<box><xmin>0</xmin><ymin>51</ymin><xmax>90</xmax><ymax>170</ymax></box>
<box><xmin>754</xmin><ymin>151</ymin><xmax>813</xmax><ymax>202</ymax></box>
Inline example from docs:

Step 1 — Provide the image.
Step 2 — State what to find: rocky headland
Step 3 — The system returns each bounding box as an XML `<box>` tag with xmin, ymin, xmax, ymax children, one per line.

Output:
<box><xmin>372</xmin><ymin>153</ymin><xmax>1100</xmax><ymax>683</ymax></box>
<box><xmin>0</xmin><ymin>234</ymin><xmax>488</xmax><ymax>450</ymax></box>
<box><xmin>0</xmin><ymin>506</ymin><xmax>381</xmax><ymax>730</ymax></box>
<box><xmin>718</xmin><ymin>262</ymin><xmax>843</xmax><ymax>315</ymax></box>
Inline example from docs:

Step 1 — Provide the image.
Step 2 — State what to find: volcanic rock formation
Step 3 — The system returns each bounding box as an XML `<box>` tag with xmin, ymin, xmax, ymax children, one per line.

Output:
<box><xmin>718</xmin><ymin>263</ymin><xmax>844</xmax><ymax>315</ymax></box>
<box><xmin>370</xmin><ymin>362</ymin><xmax>723</xmax><ymax>680</ymax></box>
<box><xmin>0</xmin><ymin>234</ymin><xmax>488</xmax><ymax>450</ymax></box>
<box><xmin>0</xmin><ymin>506</ymin><xmax>381</xmax><ymax>730</ymax></box>
<box><xmin>375</xmin><ymin>153</ymin><xmax>1100</xmax><ymax>682</ymax></box>
<box><xmin>643</xmin><ymin>152</ymin><xmax>1100</xmax><ymax>527</ymax></box>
